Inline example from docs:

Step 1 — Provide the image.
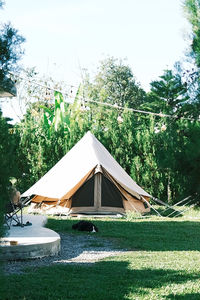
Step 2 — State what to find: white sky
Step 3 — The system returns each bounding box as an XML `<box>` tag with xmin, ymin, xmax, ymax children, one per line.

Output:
<box><xmin>1</xmin><ymin>0</ymin><xmax>191</xmax><ymax>119</ymax></box>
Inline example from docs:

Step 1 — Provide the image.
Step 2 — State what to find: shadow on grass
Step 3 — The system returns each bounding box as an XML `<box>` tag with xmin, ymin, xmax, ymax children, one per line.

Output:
<box><xmin>1</xmin><ymin>260</ymin><xmax>199</xmax><ymax>299</ymax></box>
<box><xmin>46</xmin><ymin>217</ymin><xmax>200</xmax><ymax>251</ymax></box>
<box><xmin>166</xmin><ymin>293</ymin><xmax>200</xmax><ymax>299</ymax></box>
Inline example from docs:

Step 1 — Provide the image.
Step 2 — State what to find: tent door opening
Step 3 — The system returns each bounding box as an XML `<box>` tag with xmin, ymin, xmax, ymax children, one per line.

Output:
<box><xmin>71</xmin><ymin>173</ymin><xmax>123</xmax><ymax>212</ymax></box>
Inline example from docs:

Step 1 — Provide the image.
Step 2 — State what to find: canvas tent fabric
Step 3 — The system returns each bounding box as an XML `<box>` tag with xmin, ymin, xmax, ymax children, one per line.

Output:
<box><xmin>22</xmin><ymin>131</ymin><xmax>151</xmax><ymax>214</ymax></box>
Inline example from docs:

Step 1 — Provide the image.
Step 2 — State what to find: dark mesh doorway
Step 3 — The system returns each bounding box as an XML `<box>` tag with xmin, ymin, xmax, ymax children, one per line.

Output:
<box><xmin>72</xmin><ymin>176</ymin><xmax>94</xmax><ymax>207</ymax></box>
<box><xmin>101</xmin><ymin>175</ymin><xmax>123</xmax><ymax>208</ymax></box>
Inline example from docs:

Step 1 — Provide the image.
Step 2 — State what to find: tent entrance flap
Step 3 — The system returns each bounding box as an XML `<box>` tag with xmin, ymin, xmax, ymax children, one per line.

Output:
<box><xmin>72</xmin><ymin>176</ymin><xmax>94</xmax><ymax>207</ymax></box>
<box><xmin>71</xmin><ymin>173</ymin><xmax>124</xmax><ymax>213</ymax></box>
<box><xmin>101</xmin><ymin>175</ymin><xmax>123</xmax><ymax>208</ymax></box>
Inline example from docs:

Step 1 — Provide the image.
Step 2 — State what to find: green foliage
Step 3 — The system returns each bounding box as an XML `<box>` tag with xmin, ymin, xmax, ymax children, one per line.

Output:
<box><xmin>184</xmin><ymin>0</ymin><xmax>200</xmax><ymax>67</ymax></box>
<box><xmin>41</xmin><ymin>91</ymin><xmax>70</xmax><ymax>136</ymax></box>
<box><xmin>0</xmin><ymin>109</ymin><xmax>18</xmax><ymax>237</ymax></box>
<box><xmin>0</xmin><ymin>0</ymin><xmax>24</xmax><ymax>83</ymax></box>
<box><xmin>15</xmin><ymin>102</ymin><xmax>70</xmax><ymax>192</ymax></box>
<box><xmin>175</xmin><ymin>120</ymin><xmax>200</xmax><ymax>195</ymax></box>
<box><xmin>0</xmin><ymin>22</ymin><xmax>25</xmax><ymax>88</ymax></box>
<box><xmin>125</xmin><ymin>210</ymin><xmax>143</xmax><ymax>220</ymax></box>
<box><xmin>130</xmin><ymin>116</ymin><xmax>161</xmax><ymax>198</ymax></box>
<box><xmin>139</xmin><ymin>68</ymin><xmax>200</xmax><ymax>203</ymax></box>
<box><xmin>145</xmin><ymin>69</ymin><xmax>188</xmax><ymax>115</ymax></box>
<box><xmin>86</xmin><ymin>57</ymin><xmax>146</xmax><ymax>108</ymax></box>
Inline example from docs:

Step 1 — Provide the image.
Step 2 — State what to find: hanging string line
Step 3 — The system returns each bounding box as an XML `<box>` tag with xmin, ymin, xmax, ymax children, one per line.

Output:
<box><xmin>8</xmin><ymin>71</ymin><xmax>199</xmax><ymax>122</ymax></box>
<box><xmin>8</xmin><ymin>71</ymin><xmax>77</xmax><ymax>97</ymax></box>
<box><xmin>84</xmin><ymin>99</ymin><xmax>198</xmax><ymax>122</ymax></box>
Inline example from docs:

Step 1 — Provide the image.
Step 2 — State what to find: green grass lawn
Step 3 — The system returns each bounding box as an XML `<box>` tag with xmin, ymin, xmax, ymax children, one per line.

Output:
<box><xmin>1</xmin><ymin>207</ymin><xmax>200</xmax><ymax>300</ymax></box>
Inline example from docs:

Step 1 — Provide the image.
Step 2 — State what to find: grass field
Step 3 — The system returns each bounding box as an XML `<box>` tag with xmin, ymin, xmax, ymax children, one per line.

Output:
<box><xmin>1</xmin><ymin>207</ymin><xmax>200</xmax><ymax>300</ymax></box>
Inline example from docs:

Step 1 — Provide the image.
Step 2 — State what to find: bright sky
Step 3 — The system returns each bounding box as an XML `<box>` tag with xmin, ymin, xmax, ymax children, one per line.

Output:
<box><xmin>1</xmin><ymin>0</ymin><xmax>191</xmax><ymax>119</ymax></box>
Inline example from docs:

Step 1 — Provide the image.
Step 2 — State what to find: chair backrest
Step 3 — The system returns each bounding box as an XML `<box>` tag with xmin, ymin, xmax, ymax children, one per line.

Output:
<box><xmin>12</xmin><ymin>190</ymin><xmax>21</xmax><ymax>206</ymax></box>
<box><xmin>5</xmin><ymin>192</ymin><xmax>23</xmax><ymax>228</ymax></box>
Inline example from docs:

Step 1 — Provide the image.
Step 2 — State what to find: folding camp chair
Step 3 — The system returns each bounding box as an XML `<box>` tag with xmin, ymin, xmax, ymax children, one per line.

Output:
<box><xmin>5</xmin><ymin>200</ymin><xmax>23</xmax><ymax>228</ymax></box>
<box><xmin>5</xmin><ymin>196</ymin><xmax>32</xmax><ymax>229</ymax></box>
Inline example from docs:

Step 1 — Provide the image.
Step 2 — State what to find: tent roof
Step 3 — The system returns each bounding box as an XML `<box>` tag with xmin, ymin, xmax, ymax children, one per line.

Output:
<box><xmin>22</xmin><ymin>131</ymin><xmax>151</xmax><ymax>199</ymax></box>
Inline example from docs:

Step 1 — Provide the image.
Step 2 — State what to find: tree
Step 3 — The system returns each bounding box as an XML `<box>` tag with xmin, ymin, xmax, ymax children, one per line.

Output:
<box><xmin>172</xmin><ymin>119</ymin><xmax>200</xmax><ymax>198</ymax></box>
<box><xmin>0</xmin><ymin>23</ymin><xmax>25</xmax><ymax>73</ymax></box>
<box><xmin>184</xmin><ymin>0</ymin><xmax>200</xmax><ymax>67</ymax></box>
<box><xmin>145</xmin><ymin>69</ymin><xmax>189</xmax><ymax>115</ymax></box>
<box><xmin>182</xmin><ymin>1</ymin><xmax>200</xmax><ymax>115</ymax></box>
<box><xmin>85</xmin><ymin>57</ymin><xmax>146</xmax><ymax>108</ymax></box>
<box><xmin>0</xmin><ymin>0</ymin><xmax>25</xmax><ymax>92</ymax></box>
<box><xmin>0</xmin><ymin>109</ymin><xmax>18</xmax><ymax>236</ymax></box>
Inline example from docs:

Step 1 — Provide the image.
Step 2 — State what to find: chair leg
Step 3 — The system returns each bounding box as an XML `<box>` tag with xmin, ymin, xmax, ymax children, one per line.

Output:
<box><xmin>20</xmin><ymin>207</ymin><xmax>24</xmax><ymax>227</ymax></box>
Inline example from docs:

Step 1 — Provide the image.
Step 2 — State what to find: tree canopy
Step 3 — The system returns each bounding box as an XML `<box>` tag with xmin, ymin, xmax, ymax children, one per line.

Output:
<box><xmin>184</xmin><ymin>0</ymin><xmax>200</xmax><ymax>67</ymax></box>
<box><xmin>85</xmin><ymin>57</ymin><xmax>146</xmax><ymax>108</ymax></box>
<box><xmin>0</xmin><ymin>1</ymin><xmax>25</xmax><ymax>92</ymax></box>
